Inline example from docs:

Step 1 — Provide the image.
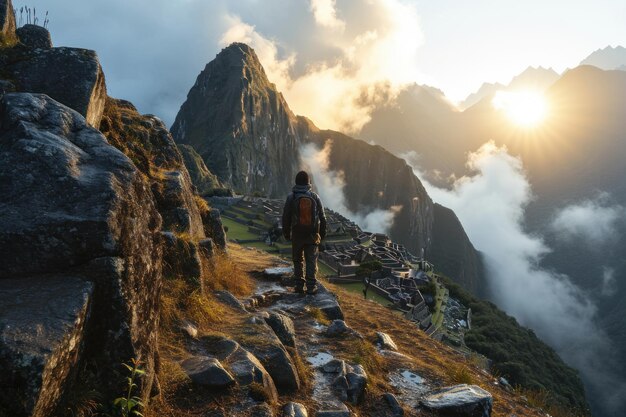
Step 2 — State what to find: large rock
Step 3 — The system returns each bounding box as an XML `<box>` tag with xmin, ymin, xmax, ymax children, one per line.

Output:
<box><xmin>16</xmin><ymin>24</ymin><xmax>52</xmax><ymax>48</ymax></box>
<box><xmin>100</xmin><ymin>98</ymin><xmax>215</xmax><ymax>245</ymax></box>
<box><xmin>202</xmin><ymin>208</ymin><xmax>228</xmax><ymax>250</ymax></box>
<box><xmin>0</xmin><ymin>93</ymin><xmax>163</xmax><ymax>402</ymax></box>
<box><xmin>181</xmin><ymin>356</ymin><xmax>235</xmax><ymax>388</ymax></box>
<box><xmin>265</xmin><ymin>312</ymin><xmax>296</xmax><ymax>348</ymax></box>
<box><xmin>224</xmin><ymin>345</ymin><xmax>278</xmax><ymax>403</ymax></box>
<box><xmin>0</xmin><ymin>47</ymin><xmax>106</xmax><ymax>128</ymax></box>
<box><xmin>376</xmin><ymin>332</ymin><xmax>398</xmax><ymax>351</ymax></box>
<box><xmin>0</xmin><ymin>0</ymin><xmax>16</xmax><ymax>46</ymax></box>
<box><xmin>283</xmin><ymin>402</ymin><xmax>308</xmax><ymax>417</ymax></box>
<box><xmin>420</xmin><ymin>384</ymin><xmax>493</xmax><ymax>417</ymax></box>
<box><xmin>243</xmin><ymin>325</ymin><xmax>301</xmax><ymax>393</ymax></box>
<box><xmin>0</xmin><ymin>276</ymin><xmax>93</xmax><ymax>417</ymax></box>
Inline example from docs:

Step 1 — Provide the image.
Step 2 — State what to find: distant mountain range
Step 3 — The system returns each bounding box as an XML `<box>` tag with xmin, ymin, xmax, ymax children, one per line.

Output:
<box><xmin>460</xmin><ymin>66</ymin><xmax>560</xmax><ymax>109</ymax></box>
<box><xmin>580</xmin><ymin>45</ymin><xmax>626</xmax><ymax>70</ymax></box>
<box><xmin>360</xmin><ymin>48</ymin><xmax>626</xmax><ymax>417</ymax></box>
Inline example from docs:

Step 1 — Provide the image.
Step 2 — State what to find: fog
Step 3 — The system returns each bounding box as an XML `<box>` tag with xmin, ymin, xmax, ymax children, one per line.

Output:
<box><xmin>401</xmin><ymin>142</ymin><xmax>626</xmax><ymax>414</ymax></box>
<box><xmin>300</xmin><ymin>141</ymin><xmax>402</xmax><ymax>234</ymax></box>
<box><xmin>550</xmin><ymin>194</ymin><xmax>625</xmax><ymax>246</ymax></box>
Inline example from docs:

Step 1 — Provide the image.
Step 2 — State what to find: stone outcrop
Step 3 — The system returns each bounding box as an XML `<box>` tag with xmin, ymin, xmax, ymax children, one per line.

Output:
<box><xmin>0</xmin><ymin>276</ymin><xmax>93</xmax><ymax>417</ymax></box>
<box><xmin>0</xmin><ymin>46</ymin><xmax>106</xmax><ymax>128</ymax></box>
<box><xmin>178</xmin><ymin>143</ymin><xmax>226</xmax><ymax>196</ymax></box>
<box><xmin>0</xmin><ymin>93</ymin><xmax>163</xmax><ymax>412</ymax></box>
<box><xmin>16</xmin><ymin>24</ymin><xmax>52</xmax><ymax>48</ymax></box>
<box><xmin>265</xmin><ymin>312</ymin><xmax>297</xmax><ymax>348</ymax></box>
<box><xmin>181</xmin><ymin>356</ymin><xmax>235</xmax><ymax>388</ymax></box>
<box><xmin>420</xmin><ymin>384</ymin><xmax>493</xmax><ymax>417</ymax></box>
<box><xmin>171</xmin><ymin>42</ymin><xmax>485</xmax><ymax>290</ymax></box>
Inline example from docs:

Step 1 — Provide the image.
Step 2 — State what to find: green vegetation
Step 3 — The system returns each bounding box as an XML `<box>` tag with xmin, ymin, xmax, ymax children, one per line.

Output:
<box><xmin>221</xmin><ymin>217</ymin><xmax>258</xmax><ymax>241</ymax></box>
<box><xmin>113</xmin><ymin>359</ymin><xmax>145</xmax><ymax>417</ymax></box>
<box><xmin>334</xmin><ymin>282</ymin><xmax>392</xmax><ymax>306</ymax></box>
<box><xmin>440</xmin><ymin>276</ymin><xmax>590</xmax><ymax>414</ymax></box>
<box><xmin>355</xmin><ymin>260</ymin><xmax>382</xmax><ymax>277</ymax></box>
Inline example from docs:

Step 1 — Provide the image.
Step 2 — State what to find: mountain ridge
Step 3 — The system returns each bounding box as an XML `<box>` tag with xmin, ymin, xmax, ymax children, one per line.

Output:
<box><xmin>172</xmin><ymin>42</ymin><xmax>487</xmax><ymax>293</ymax></box>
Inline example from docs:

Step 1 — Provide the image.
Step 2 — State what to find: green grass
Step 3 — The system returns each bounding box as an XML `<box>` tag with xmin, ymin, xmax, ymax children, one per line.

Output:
<box><xmin>334</xmin><ymin>282</ymin><xmax>394</xmax><ymax>306</ymax></box>
<box><xmin>317</xmin><ymin>261</ymin><xmax>336</xmax><ymax>277</ymax></box>
<box><xmin>221</xmin><ymin>217</ymin><xmax>258</xmax><ymax>241</ymax></box>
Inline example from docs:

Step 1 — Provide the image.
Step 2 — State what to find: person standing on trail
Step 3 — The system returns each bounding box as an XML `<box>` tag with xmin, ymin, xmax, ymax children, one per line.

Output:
<box><xmin>282</xmin><ymin>171</ymin><xmax>327</xmax><ymax>295</ymax></box>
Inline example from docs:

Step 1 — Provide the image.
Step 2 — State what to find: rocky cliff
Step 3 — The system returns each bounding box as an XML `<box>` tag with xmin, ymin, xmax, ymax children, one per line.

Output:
<box><xmin>0</xmin><ymin>2</ymin><xmax>226</xmax><ymax>414</ymax></box>
<box><xmin>172</xmin><ymin>43</ymin><xmax>484</xmax><ymax>292</ymax></box>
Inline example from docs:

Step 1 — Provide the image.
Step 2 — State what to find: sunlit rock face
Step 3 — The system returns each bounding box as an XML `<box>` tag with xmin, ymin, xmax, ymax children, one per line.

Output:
<box><xmin>0</xmin><ymin>93</ymin><xmax>163</xmax><ymax>415</ymax></box>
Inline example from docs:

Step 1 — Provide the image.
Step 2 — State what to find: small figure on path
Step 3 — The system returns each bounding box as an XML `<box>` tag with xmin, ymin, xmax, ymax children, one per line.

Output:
<box><xmin>282</xmin><ymin>171</ymin><xmax>327</xmax><ymax>295</ymax></box>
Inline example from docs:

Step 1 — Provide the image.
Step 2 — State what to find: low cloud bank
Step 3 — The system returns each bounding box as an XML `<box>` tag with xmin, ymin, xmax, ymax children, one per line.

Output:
<box><xmin>550</xmin><ymin>194</ymin><xmax>625</xmax><ymax>246</ymax></box>
<box><xmin>300</xmin><ymin>141</ymin><xmax>402</xmax><ymax>234</ymax></box>
<box><xmin>401</xmin><ymin>142</ymin><xmax>626</xmax><ymax>414</ymax></box>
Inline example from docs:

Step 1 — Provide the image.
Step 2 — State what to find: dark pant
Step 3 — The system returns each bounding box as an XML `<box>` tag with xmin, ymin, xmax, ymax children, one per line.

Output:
<box><xmin>292</xmin><ymin>239</ymin><xmax>319</xmax><ymax>290</ymax></box>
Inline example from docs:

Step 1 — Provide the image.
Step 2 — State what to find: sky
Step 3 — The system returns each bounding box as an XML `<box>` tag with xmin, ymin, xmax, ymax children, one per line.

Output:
<box><xmin>25</xmin><ymin>0</ymin><xmax>626</xmax><ymax>130</ymax></box>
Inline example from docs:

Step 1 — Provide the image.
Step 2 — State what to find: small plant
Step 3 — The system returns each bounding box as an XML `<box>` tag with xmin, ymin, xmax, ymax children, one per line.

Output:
<box><xmin>113</xmin><ymin>358</ymin><xmax>145</xmax><ymax>417</ymax></box>
<box><xmin>15</xmin><ymin>5</ymin><xmax>49</xmax><ymax>28</ymax></box>
<box><xmin>445</xmin><ymin>363</ymin><xmax>474</xmax><ymax>385</ymax></box>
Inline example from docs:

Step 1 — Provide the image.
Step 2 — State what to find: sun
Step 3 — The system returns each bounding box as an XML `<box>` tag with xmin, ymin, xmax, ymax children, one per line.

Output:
<box><xmin>492</xmin><ymin>90</ymin><xmax>549</xmax><ymax>127</ymax></box>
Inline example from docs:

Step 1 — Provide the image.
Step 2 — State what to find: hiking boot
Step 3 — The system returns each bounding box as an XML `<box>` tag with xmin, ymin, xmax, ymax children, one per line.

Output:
<box><xmin>306</xmin><ymin>286</ymin><xmax>318</xmax><ymax>295</ymax></box>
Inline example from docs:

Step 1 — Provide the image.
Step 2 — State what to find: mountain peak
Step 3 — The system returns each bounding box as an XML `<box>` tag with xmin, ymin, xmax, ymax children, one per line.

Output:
<box><xmin>580</xmin><ymin>45</ymin><xmax>626</xmax><ymax>70</ymax></box>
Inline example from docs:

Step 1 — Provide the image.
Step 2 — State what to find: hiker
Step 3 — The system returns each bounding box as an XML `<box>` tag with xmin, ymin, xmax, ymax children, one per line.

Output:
<box><xmin>282</xmin><ymin>171</ymin><xmax>327</xmax><ymax>294</ymax></box>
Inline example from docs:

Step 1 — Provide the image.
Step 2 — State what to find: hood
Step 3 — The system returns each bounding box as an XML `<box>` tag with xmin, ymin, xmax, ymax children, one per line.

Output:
<box><xmin>292</xmin><ymin>184</ymin><xmax>312</xmax><ymax>194</ymax></box>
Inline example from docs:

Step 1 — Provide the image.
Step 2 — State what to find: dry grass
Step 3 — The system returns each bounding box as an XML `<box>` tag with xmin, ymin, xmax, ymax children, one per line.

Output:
<box><xmin>306</xmin><ymin>306</ymin><xmax>330</xmax><ymax>325</ymax></box>
<box><xmin>326</xmin><ymin>283</ymin><xmax>548</xmax><ymax>417</ymax></box>
<box><xmin>286</xmin><ymin>346</ymin><xmax>314</xmax><ymax>392</ymax></box>
<box><xmin>515</xmin><ymin>387</ymin><xmax>588</xmax><ymax>417</ymax></box>
<box><xmin>202</xmin><ymin>253</ymin><xmax>255</xmax><ymax>296</ymax></box>
<box><xmin>445</xmin><ymin>363</ymin><xmax>474</xmax><ymax>385</ymax></box>
<box><xmin>194</xmin><ymin>195</ymin><xmax>211</xmax><ymax>215</ymax></box>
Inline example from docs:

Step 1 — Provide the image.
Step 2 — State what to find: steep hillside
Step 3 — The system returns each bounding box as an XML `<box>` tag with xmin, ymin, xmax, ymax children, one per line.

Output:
<box><xmin>171</xmin><ymin>43</ymin><xmax>485</xmax><ymax>293</ymax></box>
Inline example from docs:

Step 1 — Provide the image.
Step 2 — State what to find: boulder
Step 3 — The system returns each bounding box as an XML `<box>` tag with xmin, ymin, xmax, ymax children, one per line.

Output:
<box><xmin>0</xmin><ymin>93</ymin><xmax>162</xmax><ymax>402</ymax></box>
<box><xmin>265</xmin><ymin>312</ymin><xmax>297</xmax><ymax>348</ymax></box>
<box><xmin>283</xmin><ymin>402</ymin><xmax>308</xmax><ymax>417</ymax></box>
<box><xmin>244</xmin><ymin>330</ymin><xmax>301</xmax><ymax>393</ymax></box>
<box><xmin>308</xmin><ymin>285</ymin><xmax>344</xmax><ymax>320</ymax></box>
<box><xmin>346</xmin><ymin>364</ymin><xmax>367</xmax><ymax>405</ymax></box>
<box><xmin>376</xmin><ymin>332</ymin><xmax>398</xmax><ymax>351</ymax></box>
<box><xmin>16</xmin><ymin>24</ymin><xmax>52</xmax><ymax>48</ymax></box>
<box><xmin>0</xmin><ymin>0</ymin><xmax>16</xmax><ymax>46</ymax></box>
<box><xmin>225</xmin><ymin>345</ymin><xmax>278</xmax><ymax>403</ymax></box>
<box><xmin>326</xmin><ymin>320</ymin><xmax>351</xmax><ymax>337</ymax></box>
<box><xmin>0</xmin><ymin>276</ymin><xmax>92</xmax><ymax>417</ymax></box>
<box><xmin>0</xmin><ymin>47</ymin><xmax>106</xmax><ymax>128</ymax></box>
<box><xmin>420</xmin><ymin>384</ymin><xmax>493</xmax><ymax>417</ymax></box>
<box><xmin>181</xmin><ymin>356</ymin><xmax>235</xmax><ymax>388</ymax></box>
<box><xmin>382</xmin><ymin>393</ymin><xmax>404</xmax><ymax>416</ymax></box>
<box><xmin>214</xmin><ymin>290</ymin><xmax>248</xmax><ymax>312</ymax></box>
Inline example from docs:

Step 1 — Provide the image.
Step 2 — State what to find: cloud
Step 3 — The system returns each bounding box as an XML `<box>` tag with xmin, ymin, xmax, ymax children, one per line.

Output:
<box><xmin>310</xmin><ymin>0</ymin><xmax>345</xmax><ymax>30</ymax></box>
<box><xmin>550</xmin><ymin>194</ymin><xmax>624</xmax><ymax>246</ymax></box>
<box><xmin>300</xmin><ymin>140</ymin><xmax>402</xmax><ymax>234</ymax></box>
<box><xmin>601</xmin><ymin>267</ymin><xmax>618</xmax><ymax>297</ymax></box>
<box><xmin>220</xmin><ymin>0</ymin><xmax>424</xmax><ymax>133</ymax></box>
<box><xmin>401</xmin><ymin>141</ymin><xmax>626</xmax><ymax>414</ymax></box>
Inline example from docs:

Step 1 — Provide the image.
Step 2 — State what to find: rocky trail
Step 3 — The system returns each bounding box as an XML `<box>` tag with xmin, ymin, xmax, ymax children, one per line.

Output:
<box><xmin>149</xmin><ymin>246</ymin><xmax>541</xmax><ymax>417</ymax></box>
